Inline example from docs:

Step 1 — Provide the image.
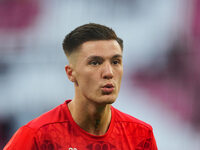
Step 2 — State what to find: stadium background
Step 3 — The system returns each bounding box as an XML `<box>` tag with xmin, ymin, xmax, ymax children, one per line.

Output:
<box><xmin>0</xmin><ymin>0</ymin><xmax>200</xmax><ymax>149</ymax></box>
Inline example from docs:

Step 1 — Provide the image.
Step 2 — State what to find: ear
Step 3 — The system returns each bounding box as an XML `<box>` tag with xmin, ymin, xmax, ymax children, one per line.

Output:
<box><xmin>65</xmin><ymin>65</ymin><xmax>76</xmax><ymax>82</ymax></box>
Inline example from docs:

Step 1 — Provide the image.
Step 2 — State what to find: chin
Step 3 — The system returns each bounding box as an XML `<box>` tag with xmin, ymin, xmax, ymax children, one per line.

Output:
<box><xmin>87</xmin><ymin>93</ymin><xmax>118</xmax><ymax>105</ymax></box>
<box><xmin>98</xmin><ymin>95</ymin><xmax>117</xmax><ymax>105</ymax></box>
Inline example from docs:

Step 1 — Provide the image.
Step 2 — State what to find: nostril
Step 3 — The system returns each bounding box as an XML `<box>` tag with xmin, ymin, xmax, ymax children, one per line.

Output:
<box><xmin>103</xmin><ymin>75</ymin><xmax>113</xmax><ymax>79</ymax></box>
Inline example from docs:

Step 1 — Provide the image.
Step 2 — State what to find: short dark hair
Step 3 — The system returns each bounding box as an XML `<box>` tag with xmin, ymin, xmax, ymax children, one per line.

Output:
<box><xmin>62</xmin><ymin>23</ymin><xmax>123</xmax><ymax>56</ymax></box>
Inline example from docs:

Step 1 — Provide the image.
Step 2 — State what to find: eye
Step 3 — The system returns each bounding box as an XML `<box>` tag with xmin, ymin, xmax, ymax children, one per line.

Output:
<box><xmin>89</xmin><ymin>60</ymin><xmax>101</xmax><ymax>66</ymax></box>
<box><xmin>112</xmin><ymin>59</ymin><xmax>120</xmax><ymax>65</ymax></box>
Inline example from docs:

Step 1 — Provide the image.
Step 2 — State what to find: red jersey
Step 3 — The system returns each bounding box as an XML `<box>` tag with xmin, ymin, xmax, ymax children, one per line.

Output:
<box><xmin>4</xmin><ymin>100</ymin><xmax>158</xmax><ymax>150</ymax></box>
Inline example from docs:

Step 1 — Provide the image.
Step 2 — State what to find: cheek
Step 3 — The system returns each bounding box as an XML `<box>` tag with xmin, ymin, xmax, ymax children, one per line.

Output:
<box><xmin>115</xmin><ymin>69</ymin><xmax>123</xmax><ymax>87</ymax></box>
<box><xmin>76</xmin><ymin>71</ymin><xmax>96</xmax><ymax>88</ymax></box>
<box><xmin>116</xmin><ymin>68</ymin><xmax>123</xmax><ymax>79</ymax></box>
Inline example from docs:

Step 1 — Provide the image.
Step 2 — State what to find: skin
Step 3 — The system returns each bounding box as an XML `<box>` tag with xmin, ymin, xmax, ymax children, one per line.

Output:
<box><xmin>65</xmin><ymin>40</ymin><xmax>123</xmax><ymax>135</ymax></box>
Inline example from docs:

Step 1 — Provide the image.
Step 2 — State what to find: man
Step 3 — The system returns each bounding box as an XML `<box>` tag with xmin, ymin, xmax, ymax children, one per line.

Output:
<box><xmin>4</xmin><ymin>23</ymin><xmax>158</xmax><ymax>150</ymax></box>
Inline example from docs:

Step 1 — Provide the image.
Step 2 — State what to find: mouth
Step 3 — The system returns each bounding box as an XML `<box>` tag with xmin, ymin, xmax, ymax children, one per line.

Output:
<box><xmin>101</xmin><ymin>84</ymin><xmax>114</xmax><ymax>94</ymax></box>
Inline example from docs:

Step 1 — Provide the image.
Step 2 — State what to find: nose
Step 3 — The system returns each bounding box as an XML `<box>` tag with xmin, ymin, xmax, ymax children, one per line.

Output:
<box><xmin>102</xmin><ymin>63</ymin><xmax>113</xmax><ymax>79</ymax></box>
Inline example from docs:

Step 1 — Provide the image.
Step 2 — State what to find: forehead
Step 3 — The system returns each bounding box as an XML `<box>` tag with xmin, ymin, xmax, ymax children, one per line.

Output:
<box><xmin>78</xmin><ymin>40</ymin><xmax>122</xmax><ymax>58</ymax></box>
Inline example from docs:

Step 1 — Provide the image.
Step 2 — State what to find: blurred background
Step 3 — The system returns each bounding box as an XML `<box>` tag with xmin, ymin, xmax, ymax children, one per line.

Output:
<box><xmin>0</xmin><ymin>0</ymin><xmax>200</xmax><ymax>149</ymax></box>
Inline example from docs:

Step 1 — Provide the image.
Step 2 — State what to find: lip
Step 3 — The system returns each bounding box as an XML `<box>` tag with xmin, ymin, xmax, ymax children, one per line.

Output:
<box><xmin>101</xmin><ymin>84</ymin><xmax>114</xmax><ymax>94</ymax></box>
<box><xmin>103</xmin><ymin>83</ymin><xmax>114</xmax><ymax>88</ymax></box>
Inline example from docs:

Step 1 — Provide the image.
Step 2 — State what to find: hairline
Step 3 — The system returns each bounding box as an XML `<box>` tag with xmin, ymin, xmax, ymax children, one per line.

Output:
<box><xmin>65</xmin><ymin>39</ymin><xmax>123</xmax><ymax>58</ymax></box>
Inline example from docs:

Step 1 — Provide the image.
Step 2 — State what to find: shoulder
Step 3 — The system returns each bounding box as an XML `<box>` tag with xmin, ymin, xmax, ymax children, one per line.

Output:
<box><xmin>3</xmin><ymin>101</ymin><xmax>71</xmax><ymax>149</ymax></box>
<box><xmin>111</xmin><ymin>107</ymin><xmax>158</xmax><ymax>149</ymax></box>
<box><xmin>25</xmin><ymin>100</ymin><xmax>70</xmax><ymax>131</ymax></box>
<box><xmin>112</xmin><ymin>106</ymin><xmax>153</xmax><ymax>131</ymax></box>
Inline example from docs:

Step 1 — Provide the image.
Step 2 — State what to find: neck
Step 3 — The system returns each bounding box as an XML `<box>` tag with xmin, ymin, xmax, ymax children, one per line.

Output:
<box><xmin>68</xmin><ymin>98</ymin><xmax>112</xmax><ymax>135</ymax></box>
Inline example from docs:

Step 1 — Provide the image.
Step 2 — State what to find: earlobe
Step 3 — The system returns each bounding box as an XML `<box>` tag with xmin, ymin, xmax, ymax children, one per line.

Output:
<box><xmin>65</xmin><ymin>65</ymin><xmax>76</xmax><ymax>82</ymax></box>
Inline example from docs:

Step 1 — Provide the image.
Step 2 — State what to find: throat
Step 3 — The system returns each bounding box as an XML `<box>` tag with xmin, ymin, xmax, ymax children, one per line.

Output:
<box><xmin>85</xmin><ymin>110</ymin><xmax>112</xmax><ymax>135</ymax></box>
<box><xmin>68</xmin><ymin>100</ymin><xmax>112</xmax><ymax>135</ymax></box>
<box><xmin>95</xmin><ymin>119</ymin><xmax>100</xmax><ymax>130</ymax></box>
<box><xmin>90</xmin><ymin>116</ymin><xmax>110</xmax><ymax>135</ymax></box>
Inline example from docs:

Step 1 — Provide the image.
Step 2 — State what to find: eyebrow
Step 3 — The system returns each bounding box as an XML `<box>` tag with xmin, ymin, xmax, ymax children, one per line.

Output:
<box><xmin>112</xmin><ymin>54</ymin><xmax>122</xmax><ymax>59</ymax></box>
<box><xmin>87</xmin><ymin>54</ymin><xmax>122</xmax><ymax>61</ymax></box>
<box><xmin>87</xmin><ymin>56</ymin><xmax>104</xmax><ymax>61</ymax></box>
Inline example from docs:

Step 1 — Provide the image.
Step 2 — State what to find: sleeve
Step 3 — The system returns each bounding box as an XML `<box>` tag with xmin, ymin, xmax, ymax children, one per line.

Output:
<box><xmin>3</xmin><ymin>126</ymin><xmax>39</xmax><ymax>150</ymax></box>
<box><xmin>137</xmin><ymin>127</ymin><xmax>158</xmax><ymax>150</ymax></box>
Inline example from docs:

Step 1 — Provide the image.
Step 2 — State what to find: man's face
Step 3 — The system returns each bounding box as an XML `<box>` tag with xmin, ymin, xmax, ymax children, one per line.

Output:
<box><xmin>69</xmin><ymin>40</ymin><xmax>123</xmax><ymax>105</ymax></box>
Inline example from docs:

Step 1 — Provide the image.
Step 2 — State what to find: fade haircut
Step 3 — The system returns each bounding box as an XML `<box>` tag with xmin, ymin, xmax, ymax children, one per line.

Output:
<box><xmin>62</xmin><ymin>23</ymin><xmax>123</xmax><ymax>56</ymax></box>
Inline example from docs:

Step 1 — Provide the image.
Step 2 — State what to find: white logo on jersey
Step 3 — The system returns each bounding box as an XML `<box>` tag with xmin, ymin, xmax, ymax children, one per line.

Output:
<box><xmin>69</xmin><ymin>148</ymin><xmax>77</xmax><ymax>150</ymax></box>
